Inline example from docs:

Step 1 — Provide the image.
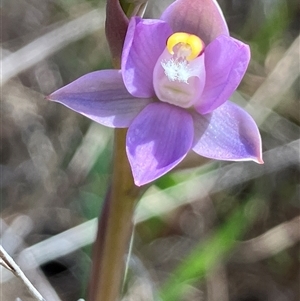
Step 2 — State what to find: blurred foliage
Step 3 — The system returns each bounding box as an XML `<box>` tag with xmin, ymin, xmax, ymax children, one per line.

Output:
<box><xmin>159</xmin><ymin>198</ymin><xmax>258</xmax><ymax>301</ymax></box>
<box><xmin>1</xmin><ymin>0</ymin><xmax>299</xmax><ymax>301</ymax></box>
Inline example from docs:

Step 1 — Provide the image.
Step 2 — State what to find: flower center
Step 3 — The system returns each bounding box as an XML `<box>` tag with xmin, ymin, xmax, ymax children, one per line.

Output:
<box><xmin>161</xmin><ymin>32</ymin><xmax>204</xmax><ymax>83</ymax></box>
<box><xmin>153</xmin><ymin>32</ymin><xmax>206</xmax><ymax>109</ymax></box>
<box><xmin>167</xmin><ymin>32</ymin><xmax>204</xmax><ymax>61</ymax></box>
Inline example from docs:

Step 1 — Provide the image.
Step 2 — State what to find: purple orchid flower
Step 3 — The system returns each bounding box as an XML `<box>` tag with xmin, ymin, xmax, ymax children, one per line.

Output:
<box><xmin>48</xmin><ymin>0</ymin><xmax>263</xmax><ymax>186</ymax></box>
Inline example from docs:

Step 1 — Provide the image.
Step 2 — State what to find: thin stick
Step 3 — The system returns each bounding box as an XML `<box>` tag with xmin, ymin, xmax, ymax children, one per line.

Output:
<box><xmin>0</xmin><ymin>245</ymin><xmax>46</xmax><ymax>301</ymax></box>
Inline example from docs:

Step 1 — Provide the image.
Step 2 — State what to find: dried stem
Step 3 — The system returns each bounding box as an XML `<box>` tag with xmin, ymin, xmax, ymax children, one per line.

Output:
<box><xmin>232</xmin><ymin>215</ymin><xmax>300</xmax><ymax>263</ymax></box>
<box><xmin>88</xmin><ymin>128</ymin><xmax>140</xmax><ymax>301</ymax></box>
<box><xmin>0</xmin><ymin>245</ymin><xmax>46</xmax><ymax>301</ymax></box>
<box><xmin>1</xmin><ymin>9</ymin><xmax>105</xmax><ymax>86</ymax></box>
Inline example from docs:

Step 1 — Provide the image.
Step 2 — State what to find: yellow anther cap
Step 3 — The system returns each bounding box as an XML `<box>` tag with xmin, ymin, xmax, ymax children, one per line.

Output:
<box><xmin>167</xmin><ymin>32</ymin><xmax>204</xmax><ymax>61</ymax></box>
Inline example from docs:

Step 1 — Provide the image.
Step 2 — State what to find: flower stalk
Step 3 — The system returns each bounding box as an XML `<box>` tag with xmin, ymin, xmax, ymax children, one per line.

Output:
<box><xmin>89</xmin><ymin>129</ymin><xmax>140</xmax><ymax>301</ymax></box>
<box><xmin>89</xmin><ymin>2</ymin><xmax>142</xmax><ymax>300</ymax></box>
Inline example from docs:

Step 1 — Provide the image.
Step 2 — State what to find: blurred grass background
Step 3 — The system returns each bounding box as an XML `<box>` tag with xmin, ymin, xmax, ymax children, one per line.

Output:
<box><xmin>1</xmin><ymin>0</ymin><xmax>299</xmax><ymax>300</ymax></box>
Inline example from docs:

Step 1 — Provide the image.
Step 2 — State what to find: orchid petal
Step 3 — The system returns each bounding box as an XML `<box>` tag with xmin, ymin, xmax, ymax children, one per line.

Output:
<box><xmin>161</xmin><ymin>0</ymin><xmax>229</xmax><ymax>45</ymax></box>
<box><xmin>192</xmin><ymin>101</ymin><xmax>263</xmax><ymax>163</ymax></box>
<box><xmin>127</xmin><ymin>103</ymin><xmax>193</xmax><ymax>186</ymax></box>
<box><xmin>195</xmin><ymin>35</ymin><xmax>251</xmax><ymax>114</ymax></box>
<box><xmin>48</xmin><ymin>70</ymin><xmax>152</xmax><ymax>128</ymax></box>
<box><xmin>122</xmin><ymin>17</ymin><xmax>172</xmax><ymax>98</ymax></box>
<box><xmin>153</xmin><ymin>49</ymin><xmax>206</xmax><ymax>108</ymax></box>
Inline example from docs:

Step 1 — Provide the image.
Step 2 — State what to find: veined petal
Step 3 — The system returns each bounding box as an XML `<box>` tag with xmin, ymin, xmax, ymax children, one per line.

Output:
<box><xmin>153</xmin><ymin>48</ymin><xmax>206</xmax><ymax>108</ymax></box>
<box><xmin>127</xmin><ymin>103</ymin><xmax>193</xmax><ymax>186</ymax></box>
<box><xmin>192</xmin><ymin>101</ymin><xmax>263</xmax><ymax>163</ymax></box>
<box><xmin>48</xmin><ymin>70</ymin><xmax>152</xmax><ymax>128</ymax></box>
<box><xmin>122</xmin><ymin>17</ymin><xmax>172</xmax><ymax>98</ymax></box>
<box><xmin>196</xmin><ymin>35</ymin><xmax>250</xmax><ymax>114</ymax></box>
<box><xmin>161</xmin><ymin>0</ymin><xmax>229</xmax><ymax>45</ymax></box>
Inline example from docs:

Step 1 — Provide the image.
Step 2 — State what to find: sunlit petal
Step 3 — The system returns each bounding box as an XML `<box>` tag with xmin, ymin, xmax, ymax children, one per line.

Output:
<box><xmin>48</xmin><ymin>70</ymin><xmax>153</xmax><ymax>128</ymax></box>
<box><xmin>161</xmin><ymin>0</ymin><xmax>229</xmax><ymax>44</ymax></box>
<box><xmin>122</xmin><ymin>17</ymin><xmax>172</xmax><ymax>98</ymax></box>
<box><xmin>192</xmin><ymin>101</ymin><xmax>263</xmax><ymax>163</ymax></box>
<box><xmin>127</xmin><ymin>103</ymin><xmax>193</xmax><ymax>185</ymax></box>
<box><xmin>196</xmin><ymin>35</ymin><xmax>251</xmax><ymax>114</ymax></box>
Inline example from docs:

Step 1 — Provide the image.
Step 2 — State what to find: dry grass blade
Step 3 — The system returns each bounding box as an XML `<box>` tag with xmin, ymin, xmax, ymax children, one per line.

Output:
<box><xmin>246</xmin><ymin>35</ymin><xmax>300</xmax><ymax>125</ymax></box>
<box><xmin>1</xmin><ymin>138</ymin><xmax>297</xmax><ymax>285</ymax></box>
<box><xmin>0</xmin><ymin>245</ymin><xmax>46</xmax><ymax>301</ymax></box>
<box><xmin>233</xmin><ymin>215</ymin><xmax>300</xmax><ymax>263</ymax></box>
<box><xmin>1</xmin><ymin>9</ymin><xmax>105</xmax><ymax>86</ymax></box>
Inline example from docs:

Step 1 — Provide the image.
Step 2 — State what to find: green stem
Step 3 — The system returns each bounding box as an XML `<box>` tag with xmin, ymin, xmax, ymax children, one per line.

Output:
<box><xmin>120</xmin><ymin>1</ymin><xmax>148</xmax><ymax>18</ymax></box>
<box><xmin>89</xmin><ymin>128</ymin><xmax>139</xmax><ymax>301</ymax></box>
